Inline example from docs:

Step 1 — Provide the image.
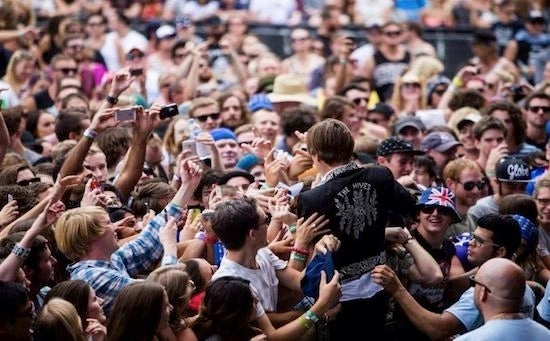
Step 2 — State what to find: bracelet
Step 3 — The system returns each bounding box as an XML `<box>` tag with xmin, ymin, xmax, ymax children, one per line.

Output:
<box><xmin>452</xmin><ymin>76</ymin><xmax>463</xmax><ymax>88</ymax></box>
<box><xmin>292</xmin><ymin>246</ymin><xmax>309</xmax><ymax>256</ymax></box>
<box><xmin>299</xmin><ymin>315</ymin><xmax>314</xmax><ymax>329</ymax></box>
<box><xmin>172</xmin><ymin>175</ymin><xmax>182</xmax><ymax>183</ymax></box>
<box><xmin>485</xmin><ymin>170</ymin><xmax>496</xmax><ymax>178</ymax></box>
<box><xmin>291</xmin><ymin>252</ymin><xmax>307</xmax><ymax>262</ymax></box>
<box><xmin>205</xmin><ymin>234</ymin><xmax>218</xmax><ymax>245</ymax></box>
<box><xmin>12</xmin><ymin>244</ymin><xmax>31</xmax><ymax>260</ymax></box>
<box><xmin>288</xmin><ymin>225</ymin><xmax>297</xmax><ymax>234</ymax></box>
<box><xmin>305</xmin><ymin>310</ymin><xmax>320</xmax><ymax>323</ymax></box>
<box><xmin>83</xmin><ymin>128</ymin><xmax>98</xmax><ymax>140</ymax></box>
<box><xmin>403</xmin><ymin>237</ymin><xmax>415</xmax><ymax>246</ymax></box>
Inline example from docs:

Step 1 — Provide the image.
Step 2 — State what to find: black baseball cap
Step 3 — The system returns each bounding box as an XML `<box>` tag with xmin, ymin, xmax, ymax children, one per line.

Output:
<box><xmin>377</xmin><ymin>137</ymin><xmax>424</xmax><ymax>157</ymax></box>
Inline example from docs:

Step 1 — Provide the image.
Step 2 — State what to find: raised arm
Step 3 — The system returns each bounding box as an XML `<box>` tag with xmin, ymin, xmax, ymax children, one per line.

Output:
<box><xmin>372</xmin><ymin>265</ymin><xmax>464</xmax><ymax>340</ymax></box>
<box><xmin>114</xmin><ymin>104</ymin><xmax>161</xmax><ymax>198</ymax></box>
<box><xmin>0</xmin><ymin>108</ymin><xmax>9</xmax><ymax>165</ymax></box>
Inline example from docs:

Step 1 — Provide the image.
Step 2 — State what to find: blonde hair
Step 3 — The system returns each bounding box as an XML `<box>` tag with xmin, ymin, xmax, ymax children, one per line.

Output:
<box><xmin>442</xmin><ymin>158</ymin><xmax>481</xmax><ymax>182</ymax></box>
<box><xmin>447</xmin><ymin>107</ymin><xmax>481</xmax><ymax>136</ymax></box>
<box><xmin>35</xmin><ymin>298</ymin><xmax>85</xmax><ymax>341</ymax></box>
<box><xmin>163</xmin><ymin>116</ymin><xmax>189</xmax><ymax>159</ymax></box>
<box><xmin>189</xmin><ymin>97</ymin><xmax>219</xmax><ymax>118</ymax></box>
<box><xmin>534</xmin><ymin>174</ymin><xmax>550</xmax><ymax>198</ymax></box>
<box><xmin>3</xmin><ymin>50</ymin><xmax>35</xmax><ymax>93</ymax></box>
<box><xmin>408</xmin><ymin>56</ymin><xmax>444</xmax><ymax>82</ymax></box>
<box><xmin>147</xmin><ymin>264</ymin><xmax>191</xmax><ymax>332</ymax></box>
<box><xmin>54</xmin><ymin>206</ymin><xmax>107</xmax><ymax>261</ymax></box>
<box><xmin>390</xmin><ymin>72</ymin><xmax>427</xmax><ymax>113</ymax></box>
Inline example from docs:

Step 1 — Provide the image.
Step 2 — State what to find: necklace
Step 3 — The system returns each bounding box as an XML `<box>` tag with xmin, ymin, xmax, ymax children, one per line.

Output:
<box><xmin>489</xmin><ymin>313</ymin><xmax>525</xmax><ymax>321</ymax></box>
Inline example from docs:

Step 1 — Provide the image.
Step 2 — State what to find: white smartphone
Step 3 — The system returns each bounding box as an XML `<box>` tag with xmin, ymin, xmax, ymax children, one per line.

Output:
<box><xmin>115</xmin><ymin>107</ymin><xmax>136</xmax><ymax>122</ymax></box>
<box><xmin>181</xmin><ymin>140</ymin><xmax>197</xmax><ymax>155</ymax></box>
<box><xmin>7</xmin><ymin>194</ymin><xmax>13</xmax><ymax>202</ymax></box>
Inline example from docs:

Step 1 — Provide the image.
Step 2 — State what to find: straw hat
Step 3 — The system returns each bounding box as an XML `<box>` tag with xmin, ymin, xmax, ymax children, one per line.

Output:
<box><xmin>267</xmin><ymin>74</ymin><xmax>317</xmax><ymax>107</ymax></box>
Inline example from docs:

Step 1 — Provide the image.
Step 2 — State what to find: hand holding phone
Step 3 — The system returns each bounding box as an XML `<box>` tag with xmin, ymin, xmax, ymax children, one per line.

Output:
<box><xmin>159</xmin><ymin>103</ymin><xmax>179</xmax><ymax>119</ymax></box>
<box><xmin>115</xmin><ymin>107</ymin><xmax>136</xmax><ymax>122</ymax></box>
<box><xmin>7</xmin><ymin>194</ymin><xmax>13</xmax><ymax>202</ymax></box>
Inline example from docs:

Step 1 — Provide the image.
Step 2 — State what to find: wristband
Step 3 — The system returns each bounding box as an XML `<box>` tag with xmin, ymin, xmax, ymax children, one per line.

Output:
<box><xmin>105</xmin><ymin>95</ymin><xmax>118</xmax><ymax>105</ymax></box>
<box><xmin>172</xmin><ymin>175</ymin><xmax>182</xmax><ymax>183</ymax></box>
<box><xmin>403</xmin><ymin>237</ymin><xmax>415</xmax><ymax>246</ymax></box>
<box><xmin>291</xmin><ymin>252</ymin><xmax>306</xmax><ymax>262</ymax></box>
<box><xmin>452</xmin><ymin>76</ymin><xmax>463</xmax><ymax>88</ymax></box>
<box><xmin>83</xmin><ymin>128</ymin><xmax>98</xmax><ymax>140</ymax></box>
<box><xmin>305</xmin><ymin>310</ymin><xmax>320</xmax><ymax>323</ymax></box>
<box><xmin>292</xmin><ymin>246</ymin><xmax>309</xmax><ymax>256</ymax></box>
<box><xmin>205</xmin><ymin>234</ymin><xmax>218</xmax><ymax>245</ymax></box>
<box><xmin>299</xmin><ymin>315</ymin><xmax>314</xmax><ymax>329</ymax></box>
<box><xmin>288</xmin><ymin>225</ymin><xmax>297</xmax><ymax>234</ymax></box>
<box><xmin>485</xmin><ymin>171</ymin><xmax>496</xmax><ymax>178</ymax></box>
<box><xmin>12</xmin><ymin>244</ymin><xmax>31</xmax><ymax>260</ymax></box>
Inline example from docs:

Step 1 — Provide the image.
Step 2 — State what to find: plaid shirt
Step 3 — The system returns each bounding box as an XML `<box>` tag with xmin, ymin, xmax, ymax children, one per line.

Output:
<box><xmin>67</xmin><ymin>203</ymin><xmax>181</xmax><ymax>314</ymax></box>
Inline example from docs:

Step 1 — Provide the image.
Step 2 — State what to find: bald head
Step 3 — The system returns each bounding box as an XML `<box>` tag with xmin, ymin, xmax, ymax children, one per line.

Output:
<box><xmin>476</xmin><ymin>258</ymin><xmax>525</xmax><ymax>311</ymax></box>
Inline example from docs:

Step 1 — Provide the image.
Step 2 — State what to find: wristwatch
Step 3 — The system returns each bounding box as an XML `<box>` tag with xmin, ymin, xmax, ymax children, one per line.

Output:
<box><xmin>105</xmin><ymin>95</ymin><xmax>118</xmax><ymax>105</ymax></box>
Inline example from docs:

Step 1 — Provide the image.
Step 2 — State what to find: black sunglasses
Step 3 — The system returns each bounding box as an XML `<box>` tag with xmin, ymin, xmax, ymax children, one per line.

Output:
<box><xmin>58</xmin><ymin>67</ymin><xmax>78</xmax><ymax>75</ymax></box>
<box><xmin>16</xmin><ymin>177</ymin><xmax>41</xmax><ymax>186</ymax></box>
<box><xmin>384</xmin><ymin>30</ymin><xmax>402</xmax><ymax>37</ymax></box>
<box><xmin>420</xmin><ymin>205</ymin><xmax>453</xmax><ymax>217</ymax></box>
<box><xmin>126</xmin><ymin>53</ymin><xmax>144</xmax><ymax>61</ymax></box>
<box><xmin>528</xmin><ymin>106</ymin><xmax>550</xmax><ymax>114</ymax></box>
<box><xmin>468</xmin><ymin>275</ymin><xmax>492</xmax><ymax>293</ymax></box>
<box><xmin>459</xmin><ymin>179</ymin><xmax>486</xmax><ymax>191</ymax></box>
<box><xmin>352</xmin><ymin>97</ymin><xmax>368</xmax><ymax>106</ymax></box>
<box><xmin>196</xmin><ymin>112</ymin><xmax>220</xmax><ymax>122</ymax></box>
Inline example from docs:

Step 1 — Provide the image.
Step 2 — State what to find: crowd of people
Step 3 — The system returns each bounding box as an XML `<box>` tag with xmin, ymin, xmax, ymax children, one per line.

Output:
<box><xmin>2</xmin><ymin>0</ymin><xmax>550</xmax><ymax>340</ymax></box>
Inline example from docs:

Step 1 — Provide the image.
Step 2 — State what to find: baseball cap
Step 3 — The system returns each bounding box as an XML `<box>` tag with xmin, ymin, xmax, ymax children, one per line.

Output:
<box><xmin>156</xmin><ymin>25</ymin><xmax>176</xmax><ymax>40</ymax></box>
<box><xmin>175</xmin><ymin>15</ymin><xmax>192</xmax><ymax>29</ymax></box>
<box><xmin>447</xmin><ymin>107</ymin><xmax>482</xmax><ymax>136</ymax></box>
<box><xmin>211</xmin><ymin>128</ymin><xmax>237</xmax><ymax>142</ymax></box>
<box><xmin>248</xmin><ymin>94</ymin><xmax>274</xmax><ymax>112</ymax></box>
<box><xmin>528</xmin><ymin>10</ymin><xmax>546</xmax><ymax>23</ymax></box>
<box><xmin>417</xmin><ymin>186</ymin><xmax>461</xmax><ymax>222</ymax></box>
<box><xmin>218</xmin><ymin>170</ymin><xmax>255</xmax><ymax>186</ymax></box>
<box><xmin>457</xmin><ymin>113</ymin><xmax>482</xmax><ymax>131</ymax></box>
<box><xmin>495</xmin><ymin>158</ymin><xmax>531</xmax><ymax>182</ymax></box>
<box><xmin>394</xmin><ymin>116</ymin><xmax>426</xmax><ymax>135</ymax></box>
<box><xmin>377</xmin><ymin>136</ymin><xmax>424</xmax><ymax>157</ymax></box>
<box><xmin>421</xmin><ymin>132</ymin><xmax>461</xmax><ymax>152</ymax></box>
<box><xmin>369</xmin><ymin>103</ymin><xmax>395</xmax><ymax>119</ymax></box>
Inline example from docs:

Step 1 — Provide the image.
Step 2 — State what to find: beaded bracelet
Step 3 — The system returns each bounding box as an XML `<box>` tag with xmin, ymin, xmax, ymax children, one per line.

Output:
<box><xmin>403</xmin><ymin>237</ymin><xmax>415</xmax><ymax>246</ymax></box>
<box><xmin>288</xmin><ymin>225</ymin><xmax>297</xmax><ymax>234</ymax></box>
<box><xmin>292</xmin><ymin>246</ymin><xmax>310</xmax><ymax>256</ymax></box>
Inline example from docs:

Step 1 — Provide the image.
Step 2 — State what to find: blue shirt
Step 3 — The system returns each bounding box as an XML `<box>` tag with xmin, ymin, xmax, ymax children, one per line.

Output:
<box><xmin>67</xmin><ymin>203</ymin><xmax>181</xmax><ymax>314</ymax></box>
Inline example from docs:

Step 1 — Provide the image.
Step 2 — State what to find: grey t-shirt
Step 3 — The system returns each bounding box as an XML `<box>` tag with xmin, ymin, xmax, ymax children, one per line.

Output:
<box><xmin>466</xmin><ymin>196</ymin><xmax>498</xmax><ymax>232</ymax></box>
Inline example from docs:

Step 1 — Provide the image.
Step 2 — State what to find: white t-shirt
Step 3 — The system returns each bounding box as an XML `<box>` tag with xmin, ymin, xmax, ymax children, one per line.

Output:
<box><xmin>445</xmin><ymin>285</ymin><xmax>536</xmax><ymax>332</ymax></box>
<box><xmin>454</xmin><ymin>318</ymin><xmax>550</xmax><ymax>341</ymax></box>
<box><xmin>212</xmin><ymin>248</ymin><xmax>287</xmax><ymax>318</ymax></box>
<box><xmin>249</xmin><ymin>0</ymin><xmax>295</xmax><ymax>25</ymax></box>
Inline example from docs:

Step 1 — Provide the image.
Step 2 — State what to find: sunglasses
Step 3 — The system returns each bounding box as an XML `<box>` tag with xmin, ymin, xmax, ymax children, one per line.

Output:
<box><xmin>433</xmin><ymin>88</ymin><xmax>447</xmax><ymax>96</ymax></box>
<box><xmin>352</xmin><ymin>97</ymin><xmax>368</xmax><ymax>105</ymax></box>
<box><xmin>126</xmin><ymin>53</ymin><xmax>144</xmax><ymax>61</ymax></box>
<box><xmin>403</xmin><ymin>82</ymin><xmax>421</xmax><ymax>89</ymax></box>
<box><xmin>468</xmin><ymin>275</ymin><xmax>492</xmax><ymax>293</ymax></box>
<box><xmin>384</xmin><ymin>30</ymin><xmax>402</xmax><ymax>37</ymax></box>
<box><xmin>58</xmin><ymin>67</ymin><xmax>78</xmax><ymax>75</ymax></box>
<box><xmin>16</xmin><ymin>177</ymin><xmax>41</xmax><ymax>186</ymax></box>
<box><xmin>528</xmin><ymin>106</ymin><xmax>550</xmax><ymax>114</ymax></box>
<box><xmin>459</xmin><ymin>179</ymin><xmax>486</xmax><ymax>191</ymax></box>
<box><xmin>67</xmin><ymin>44</ymin><xmax>84</xmax><ymax>50</ymax></box>
<box><xmin>470</xmin><ymin>234</ymin><xmax>500</xmax><ymax>248</ymax></box>
<box><xmin>420</xmin><ymin>205</ymin><xmax>453</xmax><ymax>217</ymax></box>
<box><xmin>196</xmin><ymin>112</ymin><xmax>220</xmax><ymax>122</ymax></box>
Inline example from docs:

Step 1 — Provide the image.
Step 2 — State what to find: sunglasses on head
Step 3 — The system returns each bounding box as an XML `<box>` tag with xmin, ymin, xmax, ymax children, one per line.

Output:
<box><xmin>528</xmin><ymin>106</ymin><xmax>550</xmax><ymax>114</ymax></box>
<box><xmin>459</xmin><ymin>179</ymin><xmax>486</xmax><ymax>191</ymax></box>
<box><xmin>16</xmin><ymin>177</ymin><xmax>41</xmax><ymax>186</ymax></box>
<box><xmin>196</xmin><ymin>112</ymin><xmax>220</xmax><ymax>122</ymax></box>
<box><xmin>420</xmin><ymin>205</ymin><xmax>453</xmax><ymax>217</ymax></box>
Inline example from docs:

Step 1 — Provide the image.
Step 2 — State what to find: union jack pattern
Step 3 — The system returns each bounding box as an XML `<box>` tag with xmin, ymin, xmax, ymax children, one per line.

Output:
<box><xmin>424</xmin><ymin>187</ymin><xmax>455</xmax><ymax>208</ymax></box>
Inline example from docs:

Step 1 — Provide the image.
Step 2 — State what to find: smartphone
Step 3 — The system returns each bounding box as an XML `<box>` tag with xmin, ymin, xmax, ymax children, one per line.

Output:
<box><xmin>115</xmin><ymin>107</ymin><xmax>136</xmax><ymax>122</ymax></box>
<box><xmin>130</xmin><ymin>68</ymin><xmax>143</xmax><ymax>76</ymax></box>
<box><xmin>159</xmin><ymin>103</ymin><xmax>179</xmax><ymax>119</ymax></box>
<box><xmin>90</xmin><ymin>178</ymin><xmax>101</xmax><ymax>191</ymax></box>
<box><xmin>215</xmin><ymin>186</ymin><xmax>222</xmax><ymax>198</ymax></box>
<box><xmin>188</xmin><ymin>208</ymin><xmax>201</xmax><ymax>221</ymax></box>
<box><xmin>7</xmin><ymin>194</ymin><xmax>13</xmax><ymax>202</ymax></box>
<box><xmin>182</xmin><ymin>140</ymin><xmax>197</xmax><ymax>155</ymax></box>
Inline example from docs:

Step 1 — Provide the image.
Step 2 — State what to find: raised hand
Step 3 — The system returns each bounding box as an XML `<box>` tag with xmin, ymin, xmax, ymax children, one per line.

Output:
<box><xmin>90</xmin><ymin>107</ymin><xmax>117</xmax><ymax>133</ymax></box>
<box><xmin>0</xmin><ymin>200</ymin><xmax>18</xmax><ymax>228</ymax></box>
<box><xmin>295</xmin><ymin>213</ymin><xmax>330</xmax><ymax>247</ymax></box>
<box><xmin>180</xmin><ymin>158</ymin><xmax>203</xmax><ymax>188</ymax></box>
<box><xmin>109</xmin><ymin>68</ymin><xmax>134</xmax><ymax>98</ymax></box>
